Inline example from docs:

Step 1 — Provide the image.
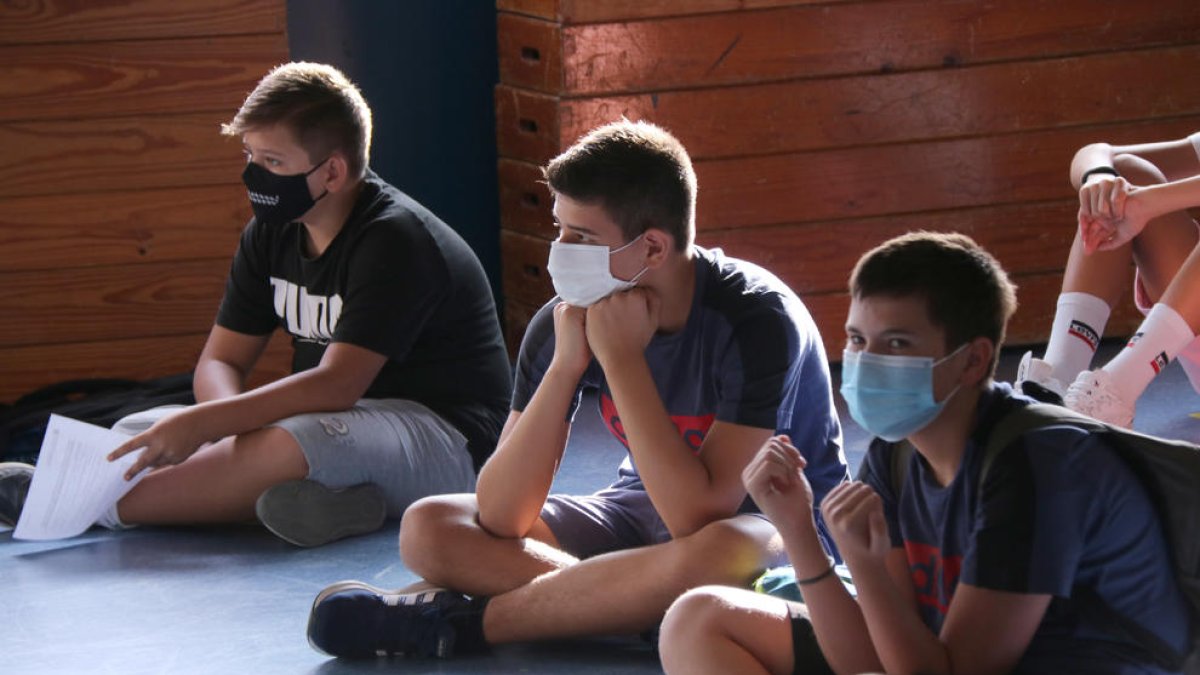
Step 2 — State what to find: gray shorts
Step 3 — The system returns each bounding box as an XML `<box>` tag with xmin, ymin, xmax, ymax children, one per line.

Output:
<box><xmin>114</xmin><ymin>399</ymin><xmax>475</xmax><ymax>518</ymax></box>
<box><xmin>271</xmin><ymin>399</ymin><xmax>474</xmax><ymax>517</ymax></box>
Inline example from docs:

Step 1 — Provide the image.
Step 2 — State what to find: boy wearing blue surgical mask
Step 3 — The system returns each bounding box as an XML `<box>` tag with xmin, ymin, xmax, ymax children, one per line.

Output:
<box><xmin>0</xmin><ymin>62</ymin><xmax>513</xmax><ymax>547</ymax></box>
<box><xmin>303</xmin><ymin>120</ymin><xmax>848</xmax><ymax>659</ymax></box>
<box><xmin>657</xmin><ymin>232</ymin><xmax>1188</xmax><ymax>674</ymax></box>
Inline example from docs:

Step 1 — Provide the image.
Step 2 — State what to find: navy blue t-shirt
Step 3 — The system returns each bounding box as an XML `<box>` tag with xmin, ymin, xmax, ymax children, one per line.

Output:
<box><xmin>862</xmin><ymin>382</ymin><xmax>1189</xmax><ymax>673</ymax></box>
<box><xmin>513</xmin><ymin>246</ymin><xmax>847</xmax><ymax>510</ymax></box>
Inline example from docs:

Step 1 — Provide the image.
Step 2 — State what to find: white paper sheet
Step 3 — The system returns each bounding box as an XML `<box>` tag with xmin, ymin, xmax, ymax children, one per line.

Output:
<box><xmin>13</xmin><ymin>414</ymin><xmax>146</xmax><ymax>540</ymax></box>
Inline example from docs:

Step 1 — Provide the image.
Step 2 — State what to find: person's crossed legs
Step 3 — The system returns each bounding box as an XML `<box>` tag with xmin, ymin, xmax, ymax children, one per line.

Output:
<box><xmin>306</xmin><ymin>489</ymin><xmax>785</xmax><ymax>658</ymax></box>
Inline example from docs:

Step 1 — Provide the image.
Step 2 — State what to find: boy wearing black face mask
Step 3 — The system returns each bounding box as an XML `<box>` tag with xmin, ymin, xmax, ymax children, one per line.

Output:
<box><xmin>1</xmin><ymin>62</ymin><xmax>512</xmax><ymax>547</ymax></box>
<box><xmin>656</xmin><ymin>232</ymin><xmax>1188</xmax><ymax>675</ymax></box>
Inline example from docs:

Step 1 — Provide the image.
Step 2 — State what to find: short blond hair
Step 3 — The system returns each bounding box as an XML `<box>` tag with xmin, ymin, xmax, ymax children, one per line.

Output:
<box><xmin>222</xmin><ymin>62</ymin><xmax>372</xmax><ymax>178</ymax></box>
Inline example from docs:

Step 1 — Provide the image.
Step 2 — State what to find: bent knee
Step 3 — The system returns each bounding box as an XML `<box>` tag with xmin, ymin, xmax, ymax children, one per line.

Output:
<box><xmin>398</xmin><ymin>494</ymin><xmax>479</xmax><ymax>577</ymax></box>
<box><xmin>1113</xmin><ymin>153</ymin><xmax>1167</xmax><ymax>186</ymax></box>
<box><xmin>660</xmin><ymin>586</ymin><xmax>737</xmax><ymax>668</ymax></box>
<box><xmin>223</xmin><ymin>426</ymin><xmax>308</xmax><ymax>478</ymax></box>
<box><xmin>670</xmin><ymin>517</ymin><xmax>779</xmax><ymax>586</ymax></box>
<box><xmin>664</xmin><ymin>585</ymin><xmax>731</xmax><ymax>633</ymax></box>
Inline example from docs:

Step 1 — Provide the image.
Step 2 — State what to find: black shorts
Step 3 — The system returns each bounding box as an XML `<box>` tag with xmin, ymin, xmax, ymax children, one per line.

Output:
<box><xmin>789</xmin><ymin>603</ymin><xmax>834</xmax><ymax>675</ymax></box>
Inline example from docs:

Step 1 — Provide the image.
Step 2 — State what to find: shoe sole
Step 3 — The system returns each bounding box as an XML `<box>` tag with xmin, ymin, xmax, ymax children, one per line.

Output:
<box><xmin>0</xmin><ymin>462</ymin><xmax>35</xmax><ymax>527</ymax></box>
<box><xmin>255</xmin><ymin>480</ymin><xmax>386</xmax><ymax>548</ymax></box>
<box><xmin>306</xmin><ymin>581</ymin><xmax>453</xmax><ymax>658</ymax></box>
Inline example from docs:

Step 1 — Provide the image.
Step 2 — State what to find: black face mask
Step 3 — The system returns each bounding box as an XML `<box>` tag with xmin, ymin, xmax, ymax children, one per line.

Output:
<box><xmin>241</xmin><ymin>158</ymin><xmax>329</xmax><ymax>225</ymax></box>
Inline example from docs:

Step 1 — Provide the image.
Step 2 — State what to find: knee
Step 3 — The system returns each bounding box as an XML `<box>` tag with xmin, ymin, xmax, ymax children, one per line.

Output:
<box><xmin>669</xmin><ymin>518</ymin><xmax>776</xmax><ymax>587</ymax></box>
<box><xmin>398</xmin><ymin>494</ymin><xmax>477</xmax><ymax>580</ymax></box>
<box><xmin>1113</xmin><ymin>153</ymin><xmax>1167</xmax><ymax>186</ymax></box>
<box><xmin>660</xmin><ymin>586</ymin><xmax>733</xmax><ymax>672</ymax></box>
<box><xmin>228</xmin><ymin>426</ymin><xmax>308</xmax><ymax>478</ymax></box>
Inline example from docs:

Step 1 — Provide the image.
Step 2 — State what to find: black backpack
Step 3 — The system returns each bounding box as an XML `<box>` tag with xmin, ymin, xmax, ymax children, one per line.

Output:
<box><xmin>881</xmin><ymin>402</ymin><xmax>1199</xmax><ymax>673</ymax></box>
<box><xmin>0</xmin><ymin>374</ymin><xmax>195</xmax><ymax>464</ymax></box>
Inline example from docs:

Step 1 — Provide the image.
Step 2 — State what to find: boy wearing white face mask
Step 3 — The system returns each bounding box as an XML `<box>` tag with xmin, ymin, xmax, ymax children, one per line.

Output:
<box><xmin>304</xmin><ymin>120</ymin><xmax>848</xmax><ymax>659</ymax></box>
<box><xmin>658</xmin><ymin>232</ymin><xmax>1187</xmax><ymax>675</ymax></box>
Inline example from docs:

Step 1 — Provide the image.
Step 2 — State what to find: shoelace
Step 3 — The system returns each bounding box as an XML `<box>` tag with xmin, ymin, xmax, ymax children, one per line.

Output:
<box><xmin>376</xmin><ymin>593</ymin><xmax>456</xmax><ymax>657</ymax></box>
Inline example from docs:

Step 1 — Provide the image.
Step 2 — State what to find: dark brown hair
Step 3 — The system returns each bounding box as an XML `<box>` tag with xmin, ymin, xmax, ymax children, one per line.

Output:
<box><xmin>543</xmin><ymin>120</ymin><xmax>696</xmax><ymax>251</ymax></box>
<box><xmin>849</xmin><ymin>231</ymin><xmax>1018</xmax><ymax>376</ymax></box>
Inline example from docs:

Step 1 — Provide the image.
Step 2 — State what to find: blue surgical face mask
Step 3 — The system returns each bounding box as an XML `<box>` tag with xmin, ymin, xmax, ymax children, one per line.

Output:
<box><xmin>839</xmin><ymin>343</ymin><xmax>968</xmax><ymax>442</ymax></box>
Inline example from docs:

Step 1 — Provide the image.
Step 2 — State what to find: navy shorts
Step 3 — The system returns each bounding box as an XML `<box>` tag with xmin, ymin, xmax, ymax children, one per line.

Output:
<box><xmin>539</xmin><ymin>471</ymin><xmax>772</xmax><ymax>559</ymax></box>
<box><xmin>539</xmin><ymin>473</ymin><xmax>671</xmax><ymax>559</ymax></box>
<box><xmin>789</xmin><ymin>603</ymin><xmax>834</xmax><ymax>675</ymax></box>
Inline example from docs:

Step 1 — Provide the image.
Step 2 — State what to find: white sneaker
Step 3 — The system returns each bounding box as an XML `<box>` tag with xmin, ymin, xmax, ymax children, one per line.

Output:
<box><xmin>1064</xmin><ymin>369</ymin><xmax>1135</xmax><ymax>428</ymax></box>
<box><xmin>1015</xmin><ymin>351</ymin><xmax>1065</xmax><ymax>402</ymax></box>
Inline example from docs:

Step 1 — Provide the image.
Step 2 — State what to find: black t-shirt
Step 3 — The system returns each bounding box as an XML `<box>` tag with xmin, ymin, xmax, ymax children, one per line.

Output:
<box><xmin>216</xmin><ymin>170</ymin><xmax>512</xmax><ymax>468</ymax></box>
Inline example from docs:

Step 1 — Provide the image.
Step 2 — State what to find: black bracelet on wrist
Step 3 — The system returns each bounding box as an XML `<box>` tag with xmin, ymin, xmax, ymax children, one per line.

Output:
<box><xmin>795</xmin><ymin>559</ymin><xmax>837</xmax><ymax>586</ymax></box>
<box><xmin>1081</xmin><ymin>166</ymin><xmax>1120</xmax><ymax>184</ymax></box>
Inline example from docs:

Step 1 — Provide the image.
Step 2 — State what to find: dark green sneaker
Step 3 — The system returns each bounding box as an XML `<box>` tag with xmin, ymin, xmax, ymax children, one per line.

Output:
<box><xmin>0</xmin><ymin>462</ymin><xmax>34</xmax><ymax>527</ymax></box>
<box><xmin>255</xmin><ymin>480</ymin><xmax>386</xmax><ymax>547</ymax></box>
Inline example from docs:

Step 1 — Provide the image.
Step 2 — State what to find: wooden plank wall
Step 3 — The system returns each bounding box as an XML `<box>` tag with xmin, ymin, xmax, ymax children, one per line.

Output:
<box><xmin>495</xmin><ymin>0</ymin><xmax>1200</xmax><ymax>359</ymax></box>
<box><xmin>0</xmin><ymin>0</ymin><xmax>292</xmax><ymax>403</ymax></box>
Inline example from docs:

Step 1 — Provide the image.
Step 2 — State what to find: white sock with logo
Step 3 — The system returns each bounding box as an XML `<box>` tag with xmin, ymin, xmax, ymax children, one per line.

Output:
<box><xmin>1103</xmin><ymin>303</ymin><xmax>1195</xmax><ymax>404</ymax></box>
<box><xmin>1043</xmin><ymin>292</ymin><xmax>1111</xmax><ymax>385</ymax></box>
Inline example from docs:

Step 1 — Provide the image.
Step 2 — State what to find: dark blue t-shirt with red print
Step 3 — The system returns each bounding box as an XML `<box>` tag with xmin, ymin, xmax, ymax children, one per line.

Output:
<box><xmin>861</xmin><ymin>382</ymin><xmax>1189</xmax><ymax>673</ymax></box>
<box><xmin>512</xmin><ymin>246</ymin><xmax>847</xmax><ymax>513</ymax></box>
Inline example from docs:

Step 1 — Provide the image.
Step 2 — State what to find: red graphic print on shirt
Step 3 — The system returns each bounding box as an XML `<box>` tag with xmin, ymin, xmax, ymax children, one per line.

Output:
<box><xmin>599</xmin><ymin>393</ymin><xmax>715</xmax><ymax>453</ymax></box>
<box><xmin>906</xmin><ymin>540</ymin><xmax>962</xmax><ymax>617</ymax></box>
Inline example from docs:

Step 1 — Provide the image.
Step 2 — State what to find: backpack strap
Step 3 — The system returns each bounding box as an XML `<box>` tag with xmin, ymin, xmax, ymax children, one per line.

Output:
<box><xmin>977</xmin><ymin>402</ymin><xmax>1107</xmax><ymax>477</ymax></box>
<box><xmin>877</xmin><ymin>396</ymin><xmax>1041</xmax><ymax>497</ymax></box>
<box><xmin>848</xmin><ymin>439</ymin><xmax>915</xmax><ymax>498</ymax></box>
<box><xmin>889</xmin><ymin>441</ymin><xmax>914</xmax><ymax>497</ymax></box>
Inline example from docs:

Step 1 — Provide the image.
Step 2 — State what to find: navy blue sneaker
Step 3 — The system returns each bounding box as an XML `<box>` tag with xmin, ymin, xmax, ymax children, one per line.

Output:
<box><xmin>307</xmin><ymin>582</ymin><xmax>476</xmax><ymax>658</ymax></box>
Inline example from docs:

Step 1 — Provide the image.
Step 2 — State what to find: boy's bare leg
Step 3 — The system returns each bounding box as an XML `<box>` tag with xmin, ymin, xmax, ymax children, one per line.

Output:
<box><xmin>1061</xmin><ymin>231</ymin><xmax>1132</xmax><ymax>305</ymax></box>
<box><xmin>401</xmin><ymin>496</ymin><xmax>785</xmax><ymax>642</ymax></box>
<box><xmin>1160</xmin><ymin>244</ymin><xmax>1200</xmax><ymax>329</ymax></box>
<box><xmin>1056</xmin><ymin>153</ymin><xmax>1200</xmax><ymax>422</ymax></box>
<box><xmin>660</xmin><ymin>586</ymin><xmax>795</xmax><ymax>675</ymax></box>
<box><xmin>116</xmin><ymin>426</ymin><xmax>308</xmax><ymax>524</ymax></box>
<box><xmin>484</xmin><ymin>515</ymin><xmax>781</xmax><ymax>642</ymax></box>
<box><xmin>1121</xmin><ymin>154</ymin><xmax>1200</xmax><ymax>306</ymax></box>
<box><xmin>400</xmin><ymin>494</ymin><xmax>580</xmax><ymax>597</ymax></box>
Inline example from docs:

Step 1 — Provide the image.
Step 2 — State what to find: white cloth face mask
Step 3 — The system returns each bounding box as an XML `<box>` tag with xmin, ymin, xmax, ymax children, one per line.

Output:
<box><xmin>546</xmin><ymin>234</ymin><xmax>647</xmax><ymax>307</ymax></box>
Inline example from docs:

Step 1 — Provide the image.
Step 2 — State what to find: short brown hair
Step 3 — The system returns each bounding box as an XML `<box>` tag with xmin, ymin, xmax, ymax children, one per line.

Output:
<box><xmin>543</xmin><ymin>120</ymin><xmax>696</xmax><ymax>251</ymax></box>
<box><xmin>849</xmin><ymin>231</ymin><xmax>1018</xmax><ymax>376</ymax></box>
<box><xmin>222</xmin><ymin>62</ymin><xmax>372</xmax><ymax>178</ymax></box>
